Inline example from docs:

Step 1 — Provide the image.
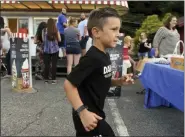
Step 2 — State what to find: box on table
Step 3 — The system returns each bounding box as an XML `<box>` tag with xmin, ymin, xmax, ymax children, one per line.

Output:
<box><xmin>170</xmin><ymin>57</ymin><xmax>184</xmax><ymax>71</ymax></box>
<box><xmin>135</xmin><ymin>58</ymin><xmax>153</xmax><ymax>72</ymax></box>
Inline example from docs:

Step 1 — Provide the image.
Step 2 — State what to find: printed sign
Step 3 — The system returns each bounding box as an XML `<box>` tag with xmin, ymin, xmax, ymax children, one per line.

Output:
<box><xmin>10</xmin><ymin>33</ymin><xmax>31</xmax><ymax>91</ymax></box>
<box><xmin>106</xmin><ymin>35</ymin><xmax>124</xmax><ymax>97</ymax></box>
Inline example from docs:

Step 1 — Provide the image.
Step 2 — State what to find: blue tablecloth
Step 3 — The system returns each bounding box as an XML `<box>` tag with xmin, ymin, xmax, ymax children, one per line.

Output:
<box><xmin>140</xmin><ymin>63</ymin><xmax>184</xmax><ymax>112</ymax></box>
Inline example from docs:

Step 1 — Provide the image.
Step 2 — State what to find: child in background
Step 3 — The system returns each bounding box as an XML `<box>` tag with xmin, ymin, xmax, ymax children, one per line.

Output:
<box><xmin>122</xmin><ymin>36</ymin><xmax>132</xmax><ymax>76</ymax></box>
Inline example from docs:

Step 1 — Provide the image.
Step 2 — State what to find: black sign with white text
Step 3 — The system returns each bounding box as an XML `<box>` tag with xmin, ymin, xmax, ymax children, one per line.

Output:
<box><xmin>106</xmin><ymin>36</ymin><xmax>124</xmax><ymax>97</ymax></box>
<box><xmin>10</xmin><ymin>36</ymin><xmax>30</xmax><ymax>90</ymax></box>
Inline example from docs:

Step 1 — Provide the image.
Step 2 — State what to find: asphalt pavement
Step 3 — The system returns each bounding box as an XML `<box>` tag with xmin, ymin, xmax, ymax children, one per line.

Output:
<box><xmin>1</xmin><ymin>77</ymin><xmax>184</xmax><ymax>136</ymax></box>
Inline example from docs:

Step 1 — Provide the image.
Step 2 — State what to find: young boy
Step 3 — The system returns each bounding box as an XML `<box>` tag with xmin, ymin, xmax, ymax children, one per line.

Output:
<box><xmin>64</xmin><ymin>7</ymin><xmax>134</xmax><ymax>136</ymax></box>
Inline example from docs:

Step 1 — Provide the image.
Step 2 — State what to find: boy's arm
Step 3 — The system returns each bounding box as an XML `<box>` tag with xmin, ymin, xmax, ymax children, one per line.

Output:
<box><xmin>64</xmin><ymin>79</ymin><xmax>84</xmax><ymax>111</ymax></box>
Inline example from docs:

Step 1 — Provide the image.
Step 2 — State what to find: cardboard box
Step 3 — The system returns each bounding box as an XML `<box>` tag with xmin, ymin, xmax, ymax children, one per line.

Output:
<box><xmin>170</xmin><ymin>57</ymin><xmax>184</xmax><ymax>71</ymax></box>
<box><xmin>136</xmin><ymin>58</ymin><xmax>153</xmax><ymax>72</ymax></box>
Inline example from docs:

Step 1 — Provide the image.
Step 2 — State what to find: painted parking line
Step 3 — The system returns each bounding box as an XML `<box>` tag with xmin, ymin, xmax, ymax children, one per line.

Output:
<box><xmin>107</xmin><ymin>98</ymin><xmax>129</xmax><ymax>136</ymax></box>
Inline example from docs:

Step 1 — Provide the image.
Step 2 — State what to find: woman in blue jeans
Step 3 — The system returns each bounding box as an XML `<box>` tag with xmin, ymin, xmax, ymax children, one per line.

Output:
<box><xmin>64</xmin><ymin>17</ymin><xmax>81</xmax><ymax>74</ymax></box>
<box><xmin>137</xmin><ymin>32</ymin><xmax>151</xmax><ymax>59</ymax></box>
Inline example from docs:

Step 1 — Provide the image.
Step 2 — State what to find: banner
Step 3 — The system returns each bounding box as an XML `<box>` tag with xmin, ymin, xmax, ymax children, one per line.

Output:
<box><xmin>10</xmin><ymin>33</ymin><xmax>31</xmax><ymax>92</ymax></box>
<box><xmin>106</xmin><ymin>35</ymin><xmax>124</xmax><ymax>97</ymax></box>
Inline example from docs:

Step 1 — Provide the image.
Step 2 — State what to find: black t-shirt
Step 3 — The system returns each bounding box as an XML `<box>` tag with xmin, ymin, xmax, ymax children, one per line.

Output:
<box><xmin>67</xmin><ymin>46</ymin><xmax>112</xmax><ymax>119</ymax></box>
<box><xmin>138</xmin><ymin>39</ymin><xmax>151</xmax><ymax>53</ymax></box>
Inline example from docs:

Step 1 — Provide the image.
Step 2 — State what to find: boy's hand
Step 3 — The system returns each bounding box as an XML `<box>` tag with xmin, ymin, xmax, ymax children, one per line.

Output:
<box><xmin>79</xmin><ymin>109</ymin><xmax>103</xmax><ymax>132</ymax></box>
<box><xmin>120</xmin><ymin>73</ymin><xmax>134</xmax><ymax>85</ymax></box>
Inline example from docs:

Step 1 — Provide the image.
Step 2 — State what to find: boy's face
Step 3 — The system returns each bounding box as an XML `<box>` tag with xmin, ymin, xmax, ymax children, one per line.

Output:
<box><xmin>98</xmin><ymin>17</ymin><xmax>121</xmax><ymax>48</ymax></box>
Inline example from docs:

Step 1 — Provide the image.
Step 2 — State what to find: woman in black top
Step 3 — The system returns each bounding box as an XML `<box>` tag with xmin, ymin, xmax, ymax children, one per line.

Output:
<box><xmin>137</xmin><ymin>32</ymin><xmax>151</xmax><ymax>59</ymax></box>
<box><xmin>34</xmin><ymin>22</ymin><xmax>47</xmax><ymax>80</ymax></box>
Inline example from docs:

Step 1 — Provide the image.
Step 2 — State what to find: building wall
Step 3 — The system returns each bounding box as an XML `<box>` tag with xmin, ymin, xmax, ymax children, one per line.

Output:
<box><xmin>2</xmin><ymin>11</ymin><xmax>88</xmax><ymax>57</ymax></box>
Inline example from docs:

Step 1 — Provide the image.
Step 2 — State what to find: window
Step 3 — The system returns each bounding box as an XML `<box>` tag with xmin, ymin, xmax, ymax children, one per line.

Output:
<box><xmin>18</xmin><ymin>19</ymin><xmax>28</xmax><ymax>34</ymax></box>
<box><xmin>8</xmin><ymin>18</ymin><xmax>17</xmax><ymax>33</ymax></box>
<box><xmin>8</xmin><ymin>18</ymin><xmax>28</xmax><ymax>34</ymax></box>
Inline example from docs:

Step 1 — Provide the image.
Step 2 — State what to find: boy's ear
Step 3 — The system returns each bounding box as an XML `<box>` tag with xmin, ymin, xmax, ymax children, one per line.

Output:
<box><xmin>91</xmin><ymin>27</ymin><xmax>100</xmax><ymax>39</ymax></box>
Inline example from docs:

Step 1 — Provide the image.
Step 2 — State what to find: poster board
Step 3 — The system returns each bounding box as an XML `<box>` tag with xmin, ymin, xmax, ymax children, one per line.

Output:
<box><xmin>10</xmin><ymin>33</ymin><xmax>32</xmax><ymax>92</ymax></box>
<box><xmin>106</xmin><ymin>35</ymin><xmax>124</xmax><ymax>97</ymax></box>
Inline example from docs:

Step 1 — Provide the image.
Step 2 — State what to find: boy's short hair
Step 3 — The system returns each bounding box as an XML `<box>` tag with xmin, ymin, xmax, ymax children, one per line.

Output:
<box><xmin>87</xmin><ymin>7</ymin><xmax>120</xmax><ymax>38</ymax></box>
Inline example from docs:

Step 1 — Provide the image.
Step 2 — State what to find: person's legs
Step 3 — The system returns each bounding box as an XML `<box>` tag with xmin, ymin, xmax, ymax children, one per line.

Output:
<box><xmin>40</xmin><ymin>58</ymin><xmax>45</xmax><ymax>77</ymax></box>
<box><xmin>51</xmin><ymin>52</ymin><xmax>58</xmax><ymax>82</ymax></box>
<box><xmin>74</xmin><ymin>119</ymin><xmax>115</xmax><ymax>136</ymax></box>
<box><xmin>138</xmin><ymin>52</ymin><xmax>143</xmax><ymax>60</ymax></box>
<box><xmin>80</xmin><ymin>36</ymin><xmax>88</xmax><ymax>56</ymax></box>
<box><xmin>43</xmin><ymin>53</ymin><xmax>50</xmax><ymax>82</ymax></box>
<box><xmin>97</xmin><ymin>120</ymin><xmax>115</xmax><ymax>136</ymax></box>
<box><xmin>122</xmin><ymin>60</ymin><xmax>128</xmax><ymax>76</ymax></box>
<box><xmin>58</xmin><ymin>34</ymin><xmax>66</xmax><ymax>57</ymax></box>
<box><xmin>61</xmin><ymin>34</ymin><xmax>66</xmax><ymax>57</ymax></box>
<box><xmin>129</xmin><ymin>56</ymin><xmax>136</xmax><ymax>76</ymax></box>
<box><xmin>81</xmin><ymin>49</ymin><xmax>86</xmax><ymax>56</ymax></box>
<box><xmin>35</xmin><ymin>51</ymin><xmax>44</xmax><ymax>80</ymax></box>
<box><xmin>73</xmin><ymin>54</ymin><xmax>81</xmax><ymax>66</ymax></box>
<box><xmin>67</xmin><ymin>54</ymin><xmax>73</xmax><ymax>74</ymax></box>
<box><xmin>82</xmin><ymin>36</ymin><xmax>89</xmax><ymax>56</ymax></box>
<box><xmin>62</xmin><ymin>47</ymin><xmax>66</xmax><ymax>58</ymax></box>
<box><xmin>73</xmin><ymin>111</ymin><xmax>115</xmax><ymax>137</ymax></box>
<box><xmin>143</xmin><ymin>52</ymin><xmax>148</xmax><ymax>59</ymax></box>
<box><xmin>6</xmin><ymin>49</ymin><xmax>11</xmax><ymax>75</ymax></box>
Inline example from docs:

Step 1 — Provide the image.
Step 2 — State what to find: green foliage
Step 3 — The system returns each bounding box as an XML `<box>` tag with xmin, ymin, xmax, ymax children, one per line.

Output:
<box><xmin>132</xmin><ymin>15</ymin><xmax>163</xmax><ymax>54</ymax></box>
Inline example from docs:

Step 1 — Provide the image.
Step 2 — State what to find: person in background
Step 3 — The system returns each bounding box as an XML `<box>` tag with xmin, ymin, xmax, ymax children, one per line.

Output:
<box><xmin>122</xmin><ymin>36</ymin><xmax>132</xmax><ymax>76</ymax></box>
<box><xmin>0</xmin><ymin>17</ymin><xmax>12</xmax><ymax>77</ymax></box>
<box><xmin>86</xmin><ymin>37</ymin><xmax>93</xmax><ymax>52</ymax></box>
<box><xmin>137</xmin><ymin>32</ymin><xmax>151</xmax><ymax>59</ymax></box>
<box><xmin>18</xmin><ymin>24</ymin><xmax>28</xmax><ymax>34</ymax></box>
<box><xmin>153</xmin><ymin>15</ymin><xmax>180</xmax><ymax>57</ymax></box>
<box><xmin>128</xmin><ymin>38</ymin><xmax>137</xmax><ymax>77</ymax></box>
<box><xmin>34</xmin><ymin>22</ymin><xmax>47</xmax><ymax>80</ymax></box>
<box><xmin>78</xmin><ymin>13</ymin><xmax>89</xmax><ymax>56</ymax></box>
<box><xmin>42</xmin><ymin>18</ymin><xmax>61</xmax><ymax>84</ymax></box>
<box><xmin>64</xmin><ymin>17</ymin><xmax>81</xmax><ymax>74</ymax></box>
<box><xmin>57</xmin><ymin>8</ymin><xmax>68</xmax><ymax>58</ymax></box>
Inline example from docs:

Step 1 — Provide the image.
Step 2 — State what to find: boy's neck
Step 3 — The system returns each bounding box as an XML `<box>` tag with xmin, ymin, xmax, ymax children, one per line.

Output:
<box><xmin>93</xmin><ymin>40</ymin><xmax>106</xmax><ymax>53</ymax></box>
<box><xmin>94</xmin><ymin>45</ymin><xmax>106</xmax><ymax>53</ymax></box>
